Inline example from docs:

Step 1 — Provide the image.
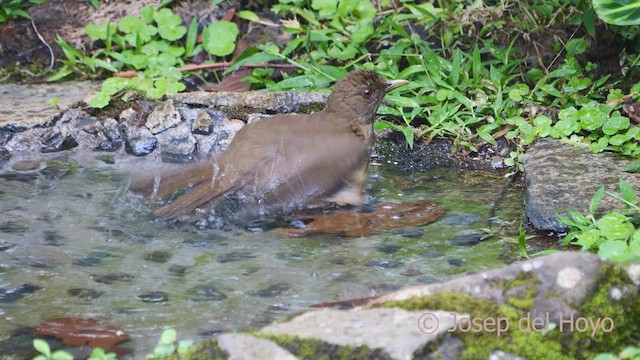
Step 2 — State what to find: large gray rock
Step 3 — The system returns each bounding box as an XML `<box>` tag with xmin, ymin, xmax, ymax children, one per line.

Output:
<box><xmin>170</xmin><ymin>91</ymin><xmax>328</xmax><ymax>114</ymax></box>
<box><xmin>373</xmin><ymin>252</ymin><xmax>635</xmax><ymax>327</ymax></box>
<box><xmin>260</xmin><ymin>308</ymin><xmax>465</xmax><ymax>360</ymax></box>
<box><xmin>217</xmin><ymin>334</ymin><xmax>298</xmax><ymax>360</ymax></box>
<box><xmin>523</xmin><ymin>138</ymin><xmax>640</xmax><ymax>232</ymax></box>
<box><xmin>0</xmin><ymin>82</ymin><xmax>99</xmax><ymax>130</ymax></box>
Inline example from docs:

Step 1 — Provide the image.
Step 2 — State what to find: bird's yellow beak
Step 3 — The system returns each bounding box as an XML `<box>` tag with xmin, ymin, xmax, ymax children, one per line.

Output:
<box><xmin>385</xmin><ymin>79</ymin><xmax>409</xmax><ymax>92</ymax></box>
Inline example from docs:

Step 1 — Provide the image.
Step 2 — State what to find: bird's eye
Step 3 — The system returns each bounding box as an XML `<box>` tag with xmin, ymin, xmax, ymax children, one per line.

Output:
<box><xmin>363</xmin><ymin>89</ymin><xmax>372</xmax><ymax>98</ymax></box>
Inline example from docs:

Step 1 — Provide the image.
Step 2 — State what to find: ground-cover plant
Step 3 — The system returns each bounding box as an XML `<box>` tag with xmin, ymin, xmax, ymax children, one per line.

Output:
<box><xmin>31</xmin><ymin>328</ymin><xmax>191</xmax><ymax>359</ymax></box>
<box><xmin>46</xmin><ymin>0</ymin><xmax>640</xmax><ymax>166</ymax></box>
<box><xmin>559</xmin><ymin>179</ymin><xmax>640</xmax><ymax>262</ymax></box>
<box><xmin>0</xmin><ymin>0</ymin><xmax>47</xmax><ymax>23</ymax></box>
<box><xmin>49</xmin><ymin>5</ymin><xmax>240</xmax><ymax>108</ymax></box>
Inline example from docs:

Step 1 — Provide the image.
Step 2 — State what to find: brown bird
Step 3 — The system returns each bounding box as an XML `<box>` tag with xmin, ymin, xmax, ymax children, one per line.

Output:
<box><xmin>131</xmin><ymin>71</ymin><xmax>408</xmax><ymax>219</ymax></box>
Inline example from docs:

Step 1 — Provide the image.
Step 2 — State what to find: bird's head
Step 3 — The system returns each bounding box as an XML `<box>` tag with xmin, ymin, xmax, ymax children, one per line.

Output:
<box><xmin>326</xmin><ymin>71</ymin><xmax>408</xmax><ymax>122</ymax></box>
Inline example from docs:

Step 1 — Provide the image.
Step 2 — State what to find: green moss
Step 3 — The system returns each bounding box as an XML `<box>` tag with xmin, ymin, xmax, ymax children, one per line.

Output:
<box><xmin>162</xmin><ymin>338</ymin><xmax>228</xmax><ymax>360</ymax></box>
<box><xmin>44</xmin><ymin>159</ymin><xmax>82</xmax><ymax>175</ymax></box>
<box><xmin>567</xmin><ymin>263</ymin><xmax>640</xmax><ymax>358</ymax></box>
<box><xmin>258</xmin><ymin>334</ymin><xmax>392</xmax><ymax>360</ymax></box>
<box><xmin>379</xmin><ymin>263</ymin><xmax>640</xmax><ymax>360</ymax></box>
<box><xmin>499</xmin><ymin>271</ymin><xmax>539</xmax><ymax>310</ymax></box>
<box><xmin>382</xmin><ymin>291</ymin><xmax>571</xmax><ymax>360</ymax></box>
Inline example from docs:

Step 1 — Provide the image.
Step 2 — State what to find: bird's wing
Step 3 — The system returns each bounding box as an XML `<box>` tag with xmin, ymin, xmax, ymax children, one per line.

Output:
<box><xmin>247</xmin><ymin>116</ymin><xmax>370</xmax><ymax>208</ymax></box>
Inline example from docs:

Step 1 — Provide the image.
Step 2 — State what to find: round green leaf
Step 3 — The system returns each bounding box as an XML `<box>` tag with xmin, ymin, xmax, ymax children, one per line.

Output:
<box><xmin>90</xmin><ymin>91</ymin><xmax>112</xmax><ymax>108</ymax></box>
<box><xmin>602</xmin><ymin>113</ymin><xmax>630</xmax><ymax>135</ymax></box>
<box><xmin>33</xmin><ymin>339</ymin><xmax>50</xmax><ymax>357</ymax></box>
<box><xmin>203</xmin><ymin>21</ymin><xmax>239</xmax><ymax>57</ymax></box>
<box><xmin>598</xmin><ymin>240</ymin><xmax>633</xmax><ymax>262</ymax></box>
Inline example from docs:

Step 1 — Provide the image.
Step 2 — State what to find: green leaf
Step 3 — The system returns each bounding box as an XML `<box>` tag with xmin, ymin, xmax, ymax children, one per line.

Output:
<box><xmin>185</xmin><ymin>18</ymin><xmax>199</xmax><ymax>57</ymax></box>
<box><xmin>237</xmin><ymin>10</ymin><xmax>260</xmax><ymax>22</ymax></box>
<box><xmin>48</xmin><ymin>97</ymin><xmax>60</xmax><ymax>109</ymax></box>
<box><xmin>619</xmin><ymin>178</ymin><xmax>637</xmax><ymax>205</ymax></box>
<box><xmin>623</xmin><ymin>161</ymin><xmax>640</xmax><ymax>172</ymax></box>
<box><xmin>598</xmin><ymin>240</ymin><xmax>634</xmax><ymax>262</ymax></box>
<box><xmin>33</xmin><ymin>339</ymin><xmax>51</xmax><ymax>357</ymax></box>
<box><xmin>85</xmin><ymin>21</ymin><xmax>110</xmax><ymax>40</ymax></box>
<box><xmin>589</xmin><ymin>186</ymin><xmax>605</xmax><ymax>214</ymax></box>
<box><xmin>203</xmin><ymin>21</ymin><xmax>239</xmax><ymax>57</ymax></box>
<box><xmin>565</xmin><ymin>38</ymin><xmax>588</xmax><ymax>56</ymax></box>
<box><xmin>51</xmin><ymin>350</ymin><xmax>73</xmax><ymax>360</ymax></box>
<box><xmin>160</xmin><ymin>328</ymin><xmax>177</xmax><ymax>344</ymax></box>
<box><xmin>312</xmin><ymin>0</ymin><xmax>337</xmax><ymax>17</ymax></box>
<box><xmin>90</xmin><ymin>91</ymin><xmax>112</xmax><ymax>108</ymax></box>
<box><xmin>48</xmin><ymin>65</ymin><xmax>75</xmax><ymax>82</ymax></box>
<box><xmin>140</xmin><ymin>6</ymin><xmax>155</xmax><ymax>23</ymax></box>
<box><xmin>593</xmin><ymin>0</ymin><xmax>640</xmax><ymax>25</ymax></box>
<box><xmin>602</xmin><ymin>113</ymin><xmax>630</xmax><ymax>135</ymax></box>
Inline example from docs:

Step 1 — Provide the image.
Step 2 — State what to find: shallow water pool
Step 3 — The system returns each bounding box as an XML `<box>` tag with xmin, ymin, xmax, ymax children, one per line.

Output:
<box><xmin>0</xmin><ymin>155</ymin><xmax>523</xmax><ymax>356</ymax></box>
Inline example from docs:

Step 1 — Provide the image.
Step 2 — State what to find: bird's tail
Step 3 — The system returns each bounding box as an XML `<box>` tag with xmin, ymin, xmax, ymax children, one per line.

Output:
<box><xmin>128</xmin><ymin>162</ymin><xmax>217</xmax><ymax>199</ymax></box>
<box><xmin>128</xmin><ymin>160</ymin><xmax>242</xmax><ymax>219</ymax></box>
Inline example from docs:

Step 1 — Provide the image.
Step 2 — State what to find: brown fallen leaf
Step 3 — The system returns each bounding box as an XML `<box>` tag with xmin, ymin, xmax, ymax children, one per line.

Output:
<box><xmin>35</xmin><ymin>317</ymin><xmax>129</xmax><ymax>355</ymax></box>
<box><xmin>281</xmin><ymin>200</ymin><xmax>445</xmax><ymax>238</ymax></box>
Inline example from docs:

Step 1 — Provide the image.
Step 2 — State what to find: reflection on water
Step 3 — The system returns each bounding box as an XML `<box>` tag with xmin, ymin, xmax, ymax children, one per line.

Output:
<box><xmin>0</xmin><ymin>155</ymin><xmax>523</xmax><ymax>355</ymax></box>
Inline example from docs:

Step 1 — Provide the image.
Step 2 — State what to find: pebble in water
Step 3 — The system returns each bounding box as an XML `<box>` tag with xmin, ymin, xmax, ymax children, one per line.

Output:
<box><xmin>92</xmin><ymin>273</ymin><xmax>134</xmax><ymax>284</ymax></box>
<box><xmin>251</xmin><ymin>283</ymin><xmax>290</xmax><ymax>298</ymax></box>
<box><xmin>67</xmin><ymin>288</ymin><xmax>104</xmax><ymax>300</ymax></box>
<box><xmin>189</xmin><ymin>284</ymin><xmax>227</xmax><ymax>301</ymax></box>
<box><xmin>0</xmin><ymin>284</ymin><xmax>41</xmax><ymax>303</ymax></box>
<box><xmin>137</xmin><ymin>291</ymin><xmax>169</xmax><ymax>303</ymax></box>
<box><xmin>217</xmin><ymin>251</ymin><xmax>257</xmax><ymax>263</ymax></box>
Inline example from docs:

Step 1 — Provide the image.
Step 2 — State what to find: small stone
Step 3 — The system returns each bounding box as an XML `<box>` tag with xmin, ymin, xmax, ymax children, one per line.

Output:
<box><xmin>0</xmin><ymin>284</ymin><xmax>41</xmax><ymax>303</ymax></box>
<box><xmin>393</xmin><ymin>227</ymin><xmax>424</xmax><ymax>238</ymax></box>
<box><xmin>367</xmin><ymin>259</ymin><xmax>402</xmax><ymax>268</ymax></box>
<box><xmin>251</xmin><ymin>283</ymin><xmax>289</xmax><ymax>298</ymax></box>
<box><xmin>417</xmin><ymin>275</ymin><xmax>438</xmax><ymax>284</ymax></box>
<box><xmin>447</xmin><ymin>259</ymin><xmax>464</xmax><ymax>267</ymax></box>
<box><xmin>192</xmin><ymin>111</ymin><xmax>214</xmax><ymax>135</ymax></box>
<box><xmin>189</xmin><ymin>284</ymin><xmax>227</xmax><ymax>301</ymax></box>
<box><xmin>376</xmin><ymin>244</ymin><xmax>401</xmax><ymax>254</ymax></box>
<box><xmin>11</xmin><ymin>160</ymin><xmax>41</xmax><ymax>171</ymax></box>
<box><xmin>421</xmin><ymin>250</ymin><xmax>444</xmax><ymax>259</ymax></box>
<box><xmin>144</xmin><ymin>250</ymin><xmax>172</xmax><ymax>263</ymax></box>
<box><xmin>92</xmin><ymin>273</ymin><xmax>134</xmax><ymax>284</ymax></box>
<box><xmin>118</xmin><ymin>108</ymin><xmax>139</xmax><ymax>124</ymax></box>
<box><xmin>73</xmin><ymin>250</ymin><xmax>110</xmax><ymax>266</ymax></box>
<box><xmin>168</xmin><ymin>265</ymin><xmax>188</xmax><ymax>277</ymax></box>
<box><xmin>439</xmin><ymin>212</ymin><xmax>484</xmax><ymax>226</ymax></box>
<box><xmin>160</xmin><ymin>124</ymin><xmax>197</xmax><ymax>163</ymax></box>
<box><xmin>125</xmin><ymin>137</ymin><xmax>157</xmax><ymax>156</ymax></box>
<box><xmin>67</xmin><ymin>288</ymin><xmax>104</xmax><ymax>300</ymax></box>
<box><xmin>40</xmin><ymin>132</ymin><xmax>78</xmax><ymax>153</ymax></box>
<box><xmin>0</xmin><ymin>241</ymin><xmax>15</xmax><ymax>251</ymax></box>
<box><xmin>94</xmin><ymin>118</ymin><xmax>123</xmax><ymax>152</ymax></box>
<box><xmin>449</xmin><ymin>231</ymin><xmax>485</xmax><ymax>247</ymax></box>
<box><xmin>217</xmin><ymin>251</ymin><xmax>257</xmax><ymax>263</ymax></box>
<box><xmin>145</xmin><ymin>99</ymin><xmax>182</xmax><ymax>134</ymax></box>
<box><xmin>137</xmin><ymin>291</ymin><xmax>169</xmax><ymax>303</ymax></box>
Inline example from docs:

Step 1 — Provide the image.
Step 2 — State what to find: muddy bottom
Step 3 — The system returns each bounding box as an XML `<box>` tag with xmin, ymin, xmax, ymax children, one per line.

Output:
<box><xmin>0</xmin><ymin>155</ymin><xmax>523</xmax><ymax>356</ymax></box>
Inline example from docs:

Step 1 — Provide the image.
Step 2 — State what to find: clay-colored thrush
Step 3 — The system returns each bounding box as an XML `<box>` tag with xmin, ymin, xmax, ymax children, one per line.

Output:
<box><xmin>131</xmin><ymin>71</ymin><xmax>408</xmax><ymax>219</ymax></box>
